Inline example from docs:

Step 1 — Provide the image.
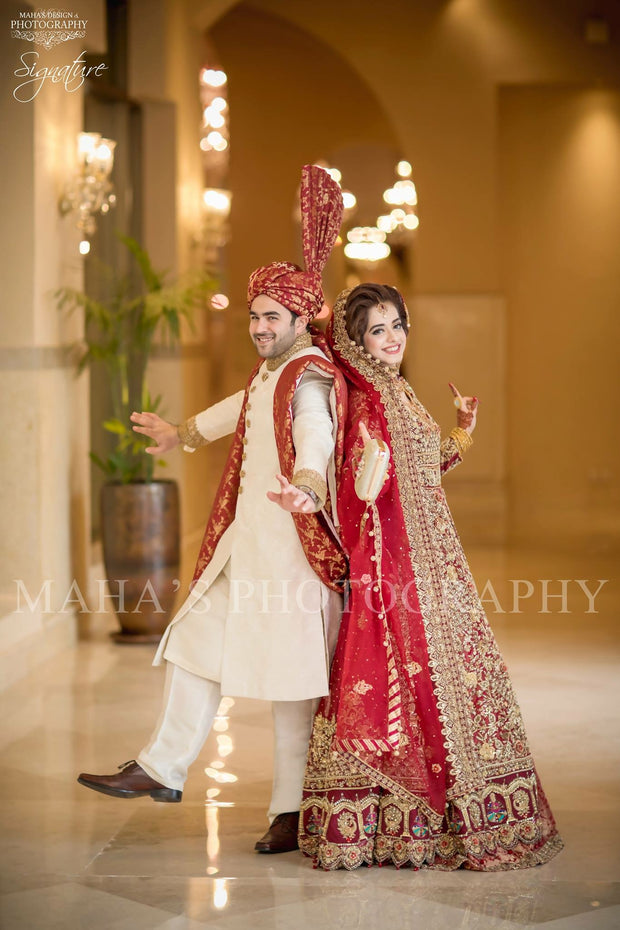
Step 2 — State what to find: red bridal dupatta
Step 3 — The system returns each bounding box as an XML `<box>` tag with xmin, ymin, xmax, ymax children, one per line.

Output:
<box><xmin>299</xmin><ymin>289</ymin><xmax>563</xmax><ymax>871</ymax></box>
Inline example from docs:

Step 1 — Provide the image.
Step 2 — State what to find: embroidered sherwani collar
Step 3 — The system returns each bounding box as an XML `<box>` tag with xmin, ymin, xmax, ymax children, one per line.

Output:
<box><xmin>265</xmin><ymin>332</ymin><xmax>313</xmax><ymax>371</ymax></box>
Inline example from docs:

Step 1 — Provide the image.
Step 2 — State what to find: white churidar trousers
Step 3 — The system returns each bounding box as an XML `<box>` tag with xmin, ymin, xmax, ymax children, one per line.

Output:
<box><xmin>137</xmin><ymin>661</ymin><xmax>316</xmax><ymax>821</ymax></box>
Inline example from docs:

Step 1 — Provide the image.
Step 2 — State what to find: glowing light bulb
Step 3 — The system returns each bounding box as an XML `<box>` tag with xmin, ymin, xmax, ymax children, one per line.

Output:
<box><xmin>203</xmin><ymin>189</ymin><xmax>231</xmax><ymax>213</ymax></box>
<box><xmin>206</xmin><ymin>131</ymin><xmax>226</xmax><ymax>148</ymax></box>
<box><xmin>344</xmin><ymin>226</ymin><xmax>390</xmax><ymax>261</ymax></box>
<box><xmin>77</xmin><ymin>132</ymin><xmax>100</xmax><ymax>162</ymax></box>
<box><xmin>201</xmin><ymin>69</ymin><xmax>227</xmax><ymax>87</ymax></box>
<box><xmin>377</xmin><ymin>214</ymin><xmax>396</xmax><ymax>233</ymax></box>
<box><xmin>79</xmin><ymin>239</ymin><xmax>91</xmax><ymax>255</ymax></box>
<box><xmin>397</xmin><ymin>160</ymin><xmax>412</xmax><ymax>177</ymax></box>
<box><xmin>347</xmin><ymin>226</ymin><xmax>386</xmax><ymax>244</ymax></box>
<box><xmin>211</xmin><ymin>293</ymin><xmax>230</xmax><ymax>310</ymax></box>
<box><xmin>204</xmin><ymin>107</ymin><xmax>225</xmax><ymax>128</ymax></box>
<box><xmin>344</xmin><ymin>242</ymin><xmax>391</xmax><ymax>261</ymax></box>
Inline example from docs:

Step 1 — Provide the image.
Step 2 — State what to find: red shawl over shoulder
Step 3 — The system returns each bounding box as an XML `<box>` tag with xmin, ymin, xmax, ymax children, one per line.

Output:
<box><xmin>192</xmin><ymin>335</ymin><xmax>347</xmax><ymax>592</ymax></box>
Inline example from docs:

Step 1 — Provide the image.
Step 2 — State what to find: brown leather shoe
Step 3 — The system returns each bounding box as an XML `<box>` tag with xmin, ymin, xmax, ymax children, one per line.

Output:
<box><xmin>77</xmin><ymin>761</ymin><xmax>182</xmax><ymax>802</ymax></box>
<box><xmin>254</xmin><ymin>811</ymin><xmax>300</xmax><ymax>853</ymax></box>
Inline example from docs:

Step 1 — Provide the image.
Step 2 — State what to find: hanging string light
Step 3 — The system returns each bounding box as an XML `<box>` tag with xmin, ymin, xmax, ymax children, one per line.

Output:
<box><xmin>377</xmin><ymin>161</ymin><xmax>420</xmax><ymax>241</ymax></box>
<box><xmin>198</xmin><ymin>64</ymin><xmax>231</xmax><ymax>284</ymax></box>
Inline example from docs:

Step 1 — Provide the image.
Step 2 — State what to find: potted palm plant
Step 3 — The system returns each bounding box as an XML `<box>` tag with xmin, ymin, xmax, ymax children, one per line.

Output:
<box><xmin>56</xmin><ymin>234</ymin><xmax>215</xmax><ymax>642</ymax></box>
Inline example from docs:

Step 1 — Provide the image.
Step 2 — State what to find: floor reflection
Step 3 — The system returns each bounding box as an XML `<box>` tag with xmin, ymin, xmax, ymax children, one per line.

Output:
<box><xmin>205</xmin><ymin>805</ymin><xmax>221</xmax><ymax>869</ymax></box>
<box><xmin>213</xmin><ymin>876</ymin><xmax>229</xmax><ymax>910</ymax></box>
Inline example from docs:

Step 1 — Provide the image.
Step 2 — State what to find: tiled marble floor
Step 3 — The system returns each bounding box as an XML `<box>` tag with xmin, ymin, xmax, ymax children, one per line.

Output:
<box><xmin>1</xmin><ymin>546</ymin><xmax>619</xmax><ymax>929</ymax></box>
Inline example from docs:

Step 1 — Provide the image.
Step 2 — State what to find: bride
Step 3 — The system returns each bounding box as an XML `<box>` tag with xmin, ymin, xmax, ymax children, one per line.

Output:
<box><xmin>296</xmin><ymin>283</ymin><xmax>563</xmax><ymax>871</ymax></box>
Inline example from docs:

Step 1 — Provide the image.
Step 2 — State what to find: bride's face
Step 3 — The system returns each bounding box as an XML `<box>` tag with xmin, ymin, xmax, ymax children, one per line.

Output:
<box><xmin>362</xmin><ymin>304</ymin><xmax>407</xmax><ymax>366</ymax></box>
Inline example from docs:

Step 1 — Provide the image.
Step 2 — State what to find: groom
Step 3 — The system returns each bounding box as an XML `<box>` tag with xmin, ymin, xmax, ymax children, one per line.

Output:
<box><xmin>78</xmin><ymin>166</ymin><xmax>346</xmax><ymax>854</ymax></box>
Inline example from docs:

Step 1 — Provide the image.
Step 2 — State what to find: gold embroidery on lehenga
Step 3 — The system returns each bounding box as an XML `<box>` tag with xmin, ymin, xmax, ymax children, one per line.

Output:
<box><xmin>512</xmin><ymin>789</ymin><xmax>530</xmax><ymax>816</ymax></box>
<box><xmin>382</xmin><ymin>804</ymin><xmax>403</xmax><ymax>835</ymax></box>
<box><xmin>308</xmin><ymin>714</ymin><xmax>337</xmax><ymax>769</ymax></box>
<box><xmin>337</xmin><ymin>811</ymin><xmax>358</xmax><ymax>840</ymax></box>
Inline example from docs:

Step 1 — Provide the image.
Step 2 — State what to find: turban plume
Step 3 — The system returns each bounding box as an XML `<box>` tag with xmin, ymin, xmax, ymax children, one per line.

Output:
<box><xmin>247</xmin><ymin>165</ymin><xmax>344</xmax><ymax>321</ymax></box>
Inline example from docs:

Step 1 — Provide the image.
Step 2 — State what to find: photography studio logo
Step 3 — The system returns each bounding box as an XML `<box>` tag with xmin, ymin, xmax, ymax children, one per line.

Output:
<box><xmin>9</xmin><ymin>8</ymin><xmax>108</xmax><ymax>102</ymax></box>
<box><xmin>10</xmin><ymin>8</ymin><xmax>87</xmax><ymax>49</ymax></box>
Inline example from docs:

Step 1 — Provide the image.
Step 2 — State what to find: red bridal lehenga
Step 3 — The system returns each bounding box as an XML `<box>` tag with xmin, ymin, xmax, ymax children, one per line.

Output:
<box><xmin>299</xmin><ymin>289</ymin><xmax>563</xmax><ymax>871</ymax></box>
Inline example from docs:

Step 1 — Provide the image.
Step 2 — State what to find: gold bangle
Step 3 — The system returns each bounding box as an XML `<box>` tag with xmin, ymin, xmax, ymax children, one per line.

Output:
<box><xmin>449</xmin><ymin>426</ymin><xmax>473</xmax><ymax>456</ymax></box>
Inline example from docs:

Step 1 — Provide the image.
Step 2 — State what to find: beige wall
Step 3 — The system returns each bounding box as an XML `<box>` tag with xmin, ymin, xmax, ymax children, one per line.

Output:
<box><xmin>500</xmin><ymin>85</ymin><xmax>620</xmax><ymax>548</ymax></box>
<box><xmin>0</xmin><ymin>1</ymin><xmax>107</xmax><ymax>685</ymax></box>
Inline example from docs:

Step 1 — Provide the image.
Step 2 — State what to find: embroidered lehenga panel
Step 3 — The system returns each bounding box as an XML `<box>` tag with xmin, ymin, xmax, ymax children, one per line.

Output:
<box><xmin>299</xmin><ymin>292</ymin><xmax>563</xmax><ymax>871</ymax></box>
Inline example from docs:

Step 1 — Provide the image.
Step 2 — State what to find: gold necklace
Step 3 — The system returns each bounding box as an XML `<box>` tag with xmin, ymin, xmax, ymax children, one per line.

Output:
<box><xmin>265</xmin><ymin>332</ymin><xmax>313</xmax><ymax>371</ymax></box>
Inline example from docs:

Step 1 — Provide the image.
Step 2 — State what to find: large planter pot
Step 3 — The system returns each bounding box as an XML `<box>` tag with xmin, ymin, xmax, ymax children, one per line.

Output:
<box><xmin>101</xmin><ymin>479</ymin><xmax>180</xmax><ymax>643</ymax></box>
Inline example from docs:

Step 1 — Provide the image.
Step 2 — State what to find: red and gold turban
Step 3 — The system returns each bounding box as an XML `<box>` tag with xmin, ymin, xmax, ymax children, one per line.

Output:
<box><xmin>247</xmin><ymin>165</ymin><xmax>344</xmax><ymax>321</ymax></box>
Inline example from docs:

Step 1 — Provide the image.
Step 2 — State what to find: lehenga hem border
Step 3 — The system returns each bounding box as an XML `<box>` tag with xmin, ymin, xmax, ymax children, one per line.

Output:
<box><xmin>299</xmin><ymin>831</ymin><xmax>564</xmax><ymax>872</ymax></box>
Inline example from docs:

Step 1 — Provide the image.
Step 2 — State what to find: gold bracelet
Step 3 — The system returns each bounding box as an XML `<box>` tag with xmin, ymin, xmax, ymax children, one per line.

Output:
<box><xmin>177</xmin><ymin>416</ymin><xmax>208</xmax><ymax>449</ymax></box>
<box><xmin>449</xmin><ymin>426</ymin><xmax>474</xmax><ymax>456</ymax></box>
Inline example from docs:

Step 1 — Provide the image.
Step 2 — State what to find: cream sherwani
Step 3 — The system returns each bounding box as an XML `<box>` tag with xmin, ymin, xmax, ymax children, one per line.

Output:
<box><xmin>152</xmin><ymin>342</ymin><xmax>342</xmax><ymax>701</ymax></box>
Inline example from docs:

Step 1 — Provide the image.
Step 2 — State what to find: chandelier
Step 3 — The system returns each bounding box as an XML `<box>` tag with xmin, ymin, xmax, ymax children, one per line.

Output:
<box><xmin>344</xmin><ymin>226</ymin><xmax>391</xmax><ymax>262</ymax></box>
<box><xmin>59</xmin><ymin>132</ymin><xmax>116</xmax><ymax>253</ymax></box>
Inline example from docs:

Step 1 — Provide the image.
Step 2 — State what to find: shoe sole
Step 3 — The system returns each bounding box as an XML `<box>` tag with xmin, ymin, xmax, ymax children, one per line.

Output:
<box><xmin>77</xmin><ymin>777</ymin><xmax>182</xmax><ymax>802</ymax></box>
<box><xmin>254</xmin><ymin>844</ymin><xmax>299</xmax><ymax>854</ymax></box>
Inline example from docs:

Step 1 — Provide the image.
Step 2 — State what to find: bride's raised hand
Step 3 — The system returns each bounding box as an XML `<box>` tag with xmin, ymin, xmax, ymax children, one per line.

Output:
<box><xmin>358</xmin><ymin>421</ymin><xmax>372</xmax><ymax>444</ymax></box>
<box><xmin>448</xmin><ymin>383</ymin><xmax>478</xmax><ymax>434</ymax></box>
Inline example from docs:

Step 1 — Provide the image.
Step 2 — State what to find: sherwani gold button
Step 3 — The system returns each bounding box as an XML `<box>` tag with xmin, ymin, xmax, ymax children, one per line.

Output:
<box><xmin>262</xmin><ymin>372</ymin><xmax>269</xmax><ymax>381</ymax></box>
<box><xmin>242</xmin><ymin>453</ymin><xmax>247</xmax><ymax>461</ymax></box>
<box><xmin>246</xmin><ymin>419</ymin><xmax>251</xmax><ymax>427</ymax></box>
<box><xmin>240</xmin><ymin>470</ymin><xmax>246</xmax><ymax>477</ymax></box>
<box><xmin>246</xmin><ymin>403</ymin><xmax>252</xmax><ymax>411</ymax></box>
